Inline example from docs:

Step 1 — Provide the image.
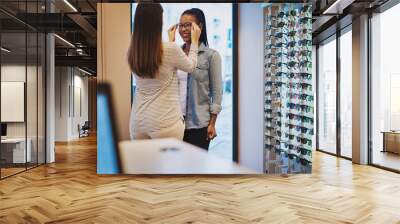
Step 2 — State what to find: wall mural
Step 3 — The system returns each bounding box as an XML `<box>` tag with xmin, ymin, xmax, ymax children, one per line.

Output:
<box><xmin>263</xmin><ymin>3</ymin><xmax>313</xmax><ymax>174</ymax></box>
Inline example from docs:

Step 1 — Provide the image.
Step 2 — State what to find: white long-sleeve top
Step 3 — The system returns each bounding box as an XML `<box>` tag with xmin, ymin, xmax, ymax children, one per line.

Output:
<box><xmin>177</xmin><ymin>70</ymin><xmax>188</xmax><ymax>116</ymax></box>
<box><xmin>129</xmin><ymin>42</ymin><xmax>198</xmax><ymax>139</ymax></box>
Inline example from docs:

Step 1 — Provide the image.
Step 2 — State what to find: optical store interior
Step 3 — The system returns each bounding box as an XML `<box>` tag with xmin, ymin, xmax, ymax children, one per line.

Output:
<box><xmin>1</xmin><ymin>0</ymin><xmax>400</xmax><ymax>223</ymax></box>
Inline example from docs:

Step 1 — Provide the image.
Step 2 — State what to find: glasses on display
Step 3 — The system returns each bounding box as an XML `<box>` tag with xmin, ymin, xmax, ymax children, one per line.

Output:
<box><xmin>286</xmin><ymin>102</ymin><xmax>314</xmax><ymax>113</ymax></box>
<box><xmin>299</xmin><ymin>60</ymin><xmax>312</xmax><ymax>68</ymax></box>
<box><xmin>289</xmin><ymin>50</ymin><xmax>312</xmax><ymax>58</ymax></box>
<box><xmin>274</xmin><ymin>148</ymin><xmax>312</xmax><ymax>166</ymax></box>
<box><xmin>287</xmin><ymin>92</ymin><xmax>314</xmax><ymax>101</ymax></box>
<box><xmin>286</xmin><ymin>82</ymin><xmax>312</xmax><ymax>91</ymax></box>
<box><xmin>281</xmin><ymin>72</ymin><xmax>312</xmax><ymax>80</ymax></box>
<box><xmin>266</xmin><ymin>24</ymin><xmax>288</xmax><ymax>31</ymax></box>
<box><xmin>264</xmin><ymin>4</ymin><xmax>313</xmax><ymax>174</ymax></box>
<box><xmin>286</xmin><ymin>113</ymin><xmax>313</xmax><ymax>124</ymax></box>
<box><xmin>284</xmin><ymin>123</ymin><xmax>314</xmax><ymax>135</ymax></box>
<box><xmin>299</xmin><ymin>17</ymin><xmax>312</xmax><ymax>25</ymax></box>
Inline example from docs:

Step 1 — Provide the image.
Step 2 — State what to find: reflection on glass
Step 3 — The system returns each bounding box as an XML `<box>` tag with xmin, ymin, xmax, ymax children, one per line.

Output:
<box><xmin>1</xmin><ymin>30</ymin><xmax>28</xmax><ymax>177</ymax></box>
<box><xmin>27</xmin><ymin>31</ymin><xmax>38</xmax><ymax>169</ymax></box>
<box><xmin>318</xmin><ymin>38</ymin><xmax>337</xmax><ymax>154</ymax></box>
<box><xmin>371</xmin><ymin>3</ymin><xmax>400</xmax><ymax>171</ymax></box>
<box><xmin>340</xmin><ymin>30</ymin><xmax>352</xmax><ymax>158</ymax></box>
<box><xmin>38</xmin><ymin>32</ymin><xmax>46</xmax><ymax>165</ymax></box>
<box><xmin>0</xmin><ymin>1</ymin><xmax>47</xmax><ymax>179</ymax></box>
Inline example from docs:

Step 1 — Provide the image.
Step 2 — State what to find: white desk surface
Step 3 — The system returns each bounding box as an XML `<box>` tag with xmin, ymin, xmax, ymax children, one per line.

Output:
<box><xmin>1</xmin><ymin>138</ymin><xmax>27</xmax><ymax>144</ymax></box>
<box><xmin>119</xmin><ymin>138</ymin><xmax>258</xmax><ymax>174</ymax></box>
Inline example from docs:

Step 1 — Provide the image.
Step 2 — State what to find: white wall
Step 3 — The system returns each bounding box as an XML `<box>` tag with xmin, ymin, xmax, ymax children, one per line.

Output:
<box><xmin>238</xmin><ymin>4</ymin><xmax>264</xmax><ymax>172</ymax></box>
<box><xmin>97</xmin><ymin>3</ymin><xmax>132</xmax><ymax>141</ymax></box>
<box><xmin>55</xmin><ymin>67</ymin><xmax>89</xmax><ymax>141</ymax></box>
<box><xmin>1</xmin><ymin>65</ymin><xmax>38</xmax><ymax>138</ymax></box>
<box><xmin>1</xmin><ymin>63</ymin><xmax>47</xmax><ymax>164</ymax></box>
<box><xmin>55</xmin><ymin>66</ymin><xmax>69</xmax><ymax>141</ymax></box>
<box><xmin>1</xmin><ymin>66</ymin><xmax>26</xmax><ymax>138</ymax></box>
<box><xmin>72</xmin><ymin>73</ymin><xmax>89</xmax><ymax>137</ymax></box>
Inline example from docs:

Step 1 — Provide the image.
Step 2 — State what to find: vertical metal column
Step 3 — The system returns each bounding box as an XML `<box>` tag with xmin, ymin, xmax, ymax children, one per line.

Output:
<box><xmin>336</xmin><ymin>27</ymin><xmax>341</xmax><ymax>157</ymax></box>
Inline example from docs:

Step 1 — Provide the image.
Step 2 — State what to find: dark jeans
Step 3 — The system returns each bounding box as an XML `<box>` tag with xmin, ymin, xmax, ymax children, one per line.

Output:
<box><xmin>183</xmin><ymin>127</ymin><xmax>210</xmax><ymax>150</ymax></box>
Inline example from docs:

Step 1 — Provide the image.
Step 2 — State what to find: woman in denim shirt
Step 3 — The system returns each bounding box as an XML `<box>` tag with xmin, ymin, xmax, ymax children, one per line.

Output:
<box><xmin>176</xmin><ymin>8</ymin><xmax>223</xmax><ymax>150</ymax></box>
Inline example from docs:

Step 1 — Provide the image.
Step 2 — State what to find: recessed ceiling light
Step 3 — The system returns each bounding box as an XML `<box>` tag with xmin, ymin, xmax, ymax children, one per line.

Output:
<box><xmin>1</xmin><ymin>47</ymin><xmax>11</xmax><ymax>53</ymax></box>
<box><xmin>54</xmin><ymin>34</ymin><xmax>75</xmax><ymax>48</ymax></box>
<box><xmin>63</xmin><ymin>0</ymin><xmax>78</xmax><ymax>12</ymax></box>
<box><xmin>77</xmin><ymin>67</ymin><xmax>93</xmax><ymax>76</ymax></box>
<box><xmin>323</xmin><ymin>0</ymin><xmax>355</xmax><ymax>15</ymax></box>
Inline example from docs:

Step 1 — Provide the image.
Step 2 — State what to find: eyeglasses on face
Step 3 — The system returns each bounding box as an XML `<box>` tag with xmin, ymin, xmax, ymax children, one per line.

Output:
<box><xmin>178</xmin><ymin>22</ymin><xmax>192</xmax><ymax>30</ymax></box>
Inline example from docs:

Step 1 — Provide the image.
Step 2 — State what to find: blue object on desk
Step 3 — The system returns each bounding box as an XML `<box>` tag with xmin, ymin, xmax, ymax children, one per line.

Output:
<box><xmin>97</xmin><ymin>84</ymin><xmax>121</xmax><ymax>174</ymax></box>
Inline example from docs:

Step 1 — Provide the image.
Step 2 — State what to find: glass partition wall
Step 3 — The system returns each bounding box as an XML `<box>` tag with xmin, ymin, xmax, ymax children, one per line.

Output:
<box><xmin>316</xmin><ymin>26</ymin><xmax>352</xmax><ymax>159</ymax></box>
<box><xmin>339</xmin><ymin>29</ymin><xmax>352</xmax><ymax>159</ymax></box>
<box><xmin>317</xmin><ymin>36</ymin><xmax>337</xmax><ymax>155</ymax></box>
<box><xmin>0</xmin><ymin>1</ymin><xmax>46</xmax><ymax>179</ymax></box>
<box><xmin>370</xmin><ymin>3</ymin><xmax>400</xmax><ymax>172</ymax></box>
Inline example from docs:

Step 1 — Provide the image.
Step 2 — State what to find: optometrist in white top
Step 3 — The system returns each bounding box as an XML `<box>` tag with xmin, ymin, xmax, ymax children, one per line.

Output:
<box><xmin>177</xmin><ymin>70</ymin><xmax>188</xmax><ymax>116</ymax></box>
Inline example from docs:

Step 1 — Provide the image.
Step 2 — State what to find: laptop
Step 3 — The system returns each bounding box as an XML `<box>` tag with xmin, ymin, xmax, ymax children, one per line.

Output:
<box><xmin>97</xmin><ymin>83</ymin><xmax>122</xmax><ymax>174</ymax></box>
<box><xmin>1</xmin><ymin>123</ymin><xmax>7</xmax><ymax>140</ymax></box>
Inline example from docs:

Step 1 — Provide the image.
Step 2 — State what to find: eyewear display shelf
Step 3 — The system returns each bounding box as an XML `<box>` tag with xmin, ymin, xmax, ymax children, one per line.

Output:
<box><xmin>263</xmin><ymin>4</ymin><xmax>313</xmax><ymax>174</ymax></box>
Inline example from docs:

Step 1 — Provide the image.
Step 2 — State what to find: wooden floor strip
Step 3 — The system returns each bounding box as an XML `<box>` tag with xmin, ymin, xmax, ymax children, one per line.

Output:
<box><xmin>0</xmin><ymin>135</ymin><xmax>400</xmax><ymax>223</ymax></box>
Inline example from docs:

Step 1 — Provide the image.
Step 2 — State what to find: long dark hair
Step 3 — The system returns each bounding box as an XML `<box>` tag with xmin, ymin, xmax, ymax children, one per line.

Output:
<box><xmin>182</xmin><ymin>8</ymin><xmax>209</xmax><ymax>46</ymax></box>
<box><xmin>128</xmin><ymin>3</ymin><xmax>163</xmax><ymax>78</ymax></box>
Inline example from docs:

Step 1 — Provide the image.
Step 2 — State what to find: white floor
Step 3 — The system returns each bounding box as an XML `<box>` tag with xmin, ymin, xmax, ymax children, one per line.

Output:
<box><xmin>372</xmin><ymin>150</ymin><xmax>400</xmax><ymax>171</ymax></box>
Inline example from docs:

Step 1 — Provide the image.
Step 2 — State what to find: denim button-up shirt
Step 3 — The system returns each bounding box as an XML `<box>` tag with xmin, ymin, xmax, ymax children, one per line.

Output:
<box><xmin>184</xmin><ymin>43</ymin><xmax>223</xmax><ymax>129</ymax></box>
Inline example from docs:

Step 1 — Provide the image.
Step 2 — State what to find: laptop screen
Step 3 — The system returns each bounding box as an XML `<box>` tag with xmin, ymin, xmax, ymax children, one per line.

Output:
<box><xmin>1</xmin><ymin>123</ymin><xmax>7</xmax><ymax>137</ymax></box>
<box><xmin>97</xmin><ymin>85</ymin><xmax>121</xmax><ymax>174</ymax></box>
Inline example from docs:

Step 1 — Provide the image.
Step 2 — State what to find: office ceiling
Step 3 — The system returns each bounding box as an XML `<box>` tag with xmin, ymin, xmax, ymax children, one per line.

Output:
<box><xmin>1</xmin><ymin>0</ymin><xmax>396</xmax><ymax>73</ymax></box>
<box><xmin>312</xmin><ymin>0</ymin><xmax>390</xmax><ymax>44</ymax></box>
<box><xmin>0</xmin><ymin>0</ymin><xmax>97</xmax><ymax>75</ymax></box>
